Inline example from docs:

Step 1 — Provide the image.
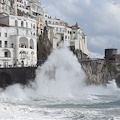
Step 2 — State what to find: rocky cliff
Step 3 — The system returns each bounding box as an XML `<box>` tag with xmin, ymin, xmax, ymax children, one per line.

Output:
<box><xmin>37</xmin><ymin>27</ymin><xmax>52</xmax><ymax>61</ymax></box>
<box><xmin>80</xmin><ymin>59</ymin><xmax>120</xmax><ymax>86</ymax></box>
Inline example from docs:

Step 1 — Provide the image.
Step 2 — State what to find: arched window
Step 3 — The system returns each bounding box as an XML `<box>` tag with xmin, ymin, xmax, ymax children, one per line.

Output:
<box><xmin>21</xmin><ymin>21</ymin><xmax>24</xmax><ymax>27</ymax></box>
<box><xmin>16</xmin><ymin>28</ymin><xmax>18</xmax><ymax>35</ymax></box>
<box><xmin>30</xmin><ymin>39</ymin><xmax>34</xmax><ymax>49</ymax></box>
<box><xmin>15</xmin><ymin>20</ymin><xmax>18</xmax><ymax>26</ymax></box>
<box><xmin>26</xmin><ymin>22</ymin><xmax>28</xmax><ymax>28</ymax></box>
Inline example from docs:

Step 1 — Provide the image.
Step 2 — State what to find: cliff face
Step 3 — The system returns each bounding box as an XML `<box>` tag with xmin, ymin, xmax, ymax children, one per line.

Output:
<box><xmin>37</xmin><ymin>27</ymin><xmax>52</xmax><ymax>61</ymax></box>
<box><xmin>80</xmin><ymin>59</ymin><xmax>120</xmax><ymax>86</ymax></box>
<box><xmin>80</xmin><ymin>59</ymin><xmax>110</xmax><ymax>85</ymax></box>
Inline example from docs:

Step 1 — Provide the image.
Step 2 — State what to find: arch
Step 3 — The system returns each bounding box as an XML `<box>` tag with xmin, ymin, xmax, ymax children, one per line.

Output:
<box><xmin>30</xmin><ymin>39</ymin><xmax>34</xmax><ymax>49</ymax></box>
<box><xmin>0</xmin><ymin>72</ymin><xmax>13</xmax><ymax>88</ymax></box>
<box><xmin>2</xmin><ymin>49</ymin><xmax>11</xmax><ymax>57</ymax></box>
<box><xmin>19</xmin><ymin>50</ymin><xmax>27</xmax><ymax>60</ymax></box>
<box><xmin>19</xmin><ymin>37</ymin><xmax>28</xmax><ymax>48</ymax></box>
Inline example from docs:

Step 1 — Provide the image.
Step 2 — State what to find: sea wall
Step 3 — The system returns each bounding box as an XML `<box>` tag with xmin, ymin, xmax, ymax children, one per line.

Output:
<box><xmin>0</xmin><ymin>67</ymin><xmax>36</xmax><ymax>88</ymax></box>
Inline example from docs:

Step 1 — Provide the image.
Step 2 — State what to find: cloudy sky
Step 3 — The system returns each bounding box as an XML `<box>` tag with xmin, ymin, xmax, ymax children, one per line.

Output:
<box><xmin>41</xmin><ymin>0</ymin><xmax>120</xmax><ymax>58</ymax></box>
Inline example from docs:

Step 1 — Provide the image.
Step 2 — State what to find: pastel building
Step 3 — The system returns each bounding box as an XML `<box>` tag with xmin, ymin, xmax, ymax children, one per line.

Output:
<box><xmin>45</xmin><ymin>13</ymin><xmax>89</xmax><ymax>56</ymax></box>
<box><xmin>0</xmin><ymin>15</ymin><xmax>37</xmax><ymax>67</ymax></box>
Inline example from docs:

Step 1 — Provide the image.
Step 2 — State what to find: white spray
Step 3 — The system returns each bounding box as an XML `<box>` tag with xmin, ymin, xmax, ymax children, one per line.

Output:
<box><xmin>0</xmin><ymin>46</ymin><xmax>119</xmax><ymax>101</ymax></box>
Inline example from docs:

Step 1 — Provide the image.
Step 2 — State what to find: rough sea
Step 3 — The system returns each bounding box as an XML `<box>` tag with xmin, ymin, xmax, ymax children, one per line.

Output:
<box><xmin>0</xmin><ymin>46</ymin><xmax>120</xmax><ymax>120</ymax></box>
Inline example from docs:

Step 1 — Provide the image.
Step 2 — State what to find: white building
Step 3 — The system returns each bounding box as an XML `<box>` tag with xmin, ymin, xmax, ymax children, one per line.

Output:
<box><xmin>16</xmin><ymin>0</ymin><xmax>44</xmax><ymax>35</ymax></box>
<box><xmin>45</xmin><ymin>13</ymin><xmax>89</xmax><ymax>56</ymax></box>
<box><xmin>0</xmin><ymin>15</ymin><xmax>37</xmax><ymax>67</ymax></box>
<box><xmin>0</xmin><ymin>0</ymin><xmax>15</xmax><ymax>16</ymax></box>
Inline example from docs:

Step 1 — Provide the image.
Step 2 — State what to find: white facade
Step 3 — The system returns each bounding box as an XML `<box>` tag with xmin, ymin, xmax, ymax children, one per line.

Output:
<box><xmin>45</xmin><ymin>14</ymin><xmax>89</xmax><ymax>56</ymax></box>
<box><xmin>0</xmin><ymin>0</ymin><xmax>15</xmax><ymax>16</ymax></box>
<box><xmin>16</xmin><ymin>0</ymin><xmax>44</xmax><ymax>35</ymax></box>
<box><xmin>0</xmin><ymin>15</ymin><xmax>37</xmax><ymax>67</ymax></box>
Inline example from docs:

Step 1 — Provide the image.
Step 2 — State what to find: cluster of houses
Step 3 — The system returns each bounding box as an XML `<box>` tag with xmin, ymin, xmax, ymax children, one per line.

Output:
<box><xmin>0</xmin><ymin>0</ymin><xmax>89</xmax><ymax>68</ymax></box>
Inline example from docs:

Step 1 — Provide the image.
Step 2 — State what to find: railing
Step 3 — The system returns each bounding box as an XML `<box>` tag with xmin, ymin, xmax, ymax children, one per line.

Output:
<box><xmin>10</xmin><ymin>32</ymin><xmax>37</xmax><ymax>39</ymax></box>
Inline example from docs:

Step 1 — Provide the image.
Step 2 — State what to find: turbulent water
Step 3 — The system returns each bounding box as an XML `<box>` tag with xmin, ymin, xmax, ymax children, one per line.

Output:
<box><xmin>0</xmin><ymin>46</ymin><xmax>120</xmax><ymax>120</ymax></box>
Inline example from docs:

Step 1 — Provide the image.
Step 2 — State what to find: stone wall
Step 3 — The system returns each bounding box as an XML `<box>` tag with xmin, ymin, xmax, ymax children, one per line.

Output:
<box><xmin>0</xmin><ymin>67</ymin><xmax>36</xmax><ymax>88</ymax></box>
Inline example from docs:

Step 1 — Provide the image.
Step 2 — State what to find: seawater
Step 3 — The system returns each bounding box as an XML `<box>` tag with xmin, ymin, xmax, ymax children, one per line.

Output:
<box><xmin>0</xmin><ymin>46</ymin><xmax>120</xmax><ymax>120</ymax></box>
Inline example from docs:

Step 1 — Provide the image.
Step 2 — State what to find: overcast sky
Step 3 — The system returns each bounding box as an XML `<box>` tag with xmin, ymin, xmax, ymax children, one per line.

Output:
<box><xmin>41</xmin><ymin>0</ymin><xmax>120</xmax><ymax>58</ymax></box>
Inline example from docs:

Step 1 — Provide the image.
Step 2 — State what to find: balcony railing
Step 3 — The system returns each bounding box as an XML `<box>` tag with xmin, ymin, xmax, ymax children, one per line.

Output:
<box><xmin>10</xmin><ymin>32</ymin><xmax>37</xmax><ymax>39</ymax></box>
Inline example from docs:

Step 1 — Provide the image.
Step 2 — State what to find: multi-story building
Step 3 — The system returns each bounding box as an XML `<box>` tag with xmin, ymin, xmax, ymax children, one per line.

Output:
<box><xmin>16</xmin><ymin>0</ymin><xmax>44</xmax><ymax>35</ymax></box>
<box><xmin>0</xmin><ymin>0</ymin><xmax>89</xmax><ymax>68</ymax></box>
<box><xmin>0</xmin><ymin>0</ymin><xmax>44</xmax><ymax>35</ymax></box>
<box><xmin>0</xmin><ymin>15</ymin><xmax>37</xmax><ymax>67</ymax></box>
<box><xmin>0</xmin><ymin>0</ymin><xmax>16</xmax><ymax>17</ymax></box>
<box><xmin>45</xmin><ymin>13</ymin><xmax>89</xmax><ymax>56</ymax></box>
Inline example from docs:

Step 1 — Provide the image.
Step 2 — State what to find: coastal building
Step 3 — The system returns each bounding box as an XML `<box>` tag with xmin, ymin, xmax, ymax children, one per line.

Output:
<box><xmin>0</xmin><ymin>0</ymin><xmax>89</xmax><ymax>67</ymax></box>
<box><xmin>0</xmin><ymin>0</ymin><xmax>15</xmax><ymax>16</ymax></box>
<box><xmin>0</xmin><ymin>15</ymin><xmax>37</xmax><ymax>67</ymax></box>
<box><xmin>0</xmin><ymin>0</ymin><xmax>44</xmax><ymax>36</ymax></box>
<box><xmin>16</xmin><ymin>0</ymin><xmax>44</xmax><ymax>35</ymax></box>
<box><xmin>44</xmin><ymin>13</ymin><xmax>89</xmax><ymax>56</ymax></box>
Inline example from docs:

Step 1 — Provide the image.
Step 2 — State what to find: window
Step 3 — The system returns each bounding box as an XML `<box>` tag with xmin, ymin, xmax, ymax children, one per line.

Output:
<box><xmin>68</xmin><ymin>31</ymin><xmax>69</xmax><ymax>34</ymax></box>
<box><xmin>21</xmin><ymin>21</ymin><xmax>24</xmax><ymax>27</ymax></box>
<box><xmin>26</xmin><ymin>30</ymin><xmax>28</xmax><ymax>35</ymax></box>
<box><xmin>61</xmin><ymin>36</ymin><xmax>64</xmax><ymax>40</ymax></box>
<box><xmin>45</xmin><ymin>20</ymin><xmax>47</xmax><ymax>25</ymax></box>
<box><xmin>16</xmin><ymin>28</ymin><xmax>18</xmax><ymax>35</ymax></box>
<box><xmin>65</xmin><ymin>36</ymin><xmax>67</xmax><ymax>39</ymax></box>
<box><xmin>5</xmin><ymin>41</ymin><xmax>7</xmax><ymax>47</ymax></box>
<box><xmin>45</xmin><ymin>15</ymin><xmax>48</xmax><ymax>18</ymax></box>
<box><xmin>15</xmin><ymin>20</ymin><xmax>18</xmax><ymax>26</ymax></box>
<box><xmin>26</xmin><ymin>22</ymin><xmax>28</xmax><ymax>28</ymax></box>
<box><xmin>4</xmin><ymin>52</ymin><xmax>8</xmax><ymax>57</ymax></box>
<box><xmin>0</xmin><ymin>32</ymin><xmax>1</xmax><ymax>37</ymax></box>
<box><xmin>32</xmin><ymin>5</ymin><xmax>35</xmax><ymax>10</ymax></box>
<box><xmin>33</xmin><ymin>24</ymin><xmax>35</xmax><ymax>29</ymax></box>
<box><xmin>0</xmin><ymin>41</ymin><xmax>2</xmax><ymax>47</ymax></box>
<box><xmin>5</xmin><ymin>33</ymin><xmax>7</xmax><ymax>37</ymax></box>
<box><xmin>73</xmin><ymin>31</ymin><xmax>75</xmax><ymax>34</ymax></box>
<box><xmin>60</xmin><ymin>28</ymin><xmax>61</xmax><ymax>32</ymax></box>
<box><xmin>70</xmin><ymin>31</ymin><xmax>72</xmax><ymax>34</ymax></box>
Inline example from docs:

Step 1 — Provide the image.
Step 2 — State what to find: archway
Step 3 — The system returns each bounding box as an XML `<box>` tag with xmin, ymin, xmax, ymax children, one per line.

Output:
<box><xmin>2</xmin><ymin>49</ymin><xmax>11</xmax><ymax>57</ymax></box>
<box><xmin>19</xmin><ymin>37</ymin><xmax>28</xmax><ymax>48</ymax></box>
<box><xmin>0</xmin><ymin>72</ymin><xmax>12</xmax><ymax>88</ymax></box>
<box><xmin>30</xmin><ymin>39</ymin><xmax>34</xmax><ymax>49</ymax></box>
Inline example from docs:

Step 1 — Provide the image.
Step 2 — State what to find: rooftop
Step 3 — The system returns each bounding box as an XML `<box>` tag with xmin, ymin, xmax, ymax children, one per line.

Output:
<box><xmin>0</xmin><ymin>24</ymin><xmax>9</xmax><ymax>27</ymax></box>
